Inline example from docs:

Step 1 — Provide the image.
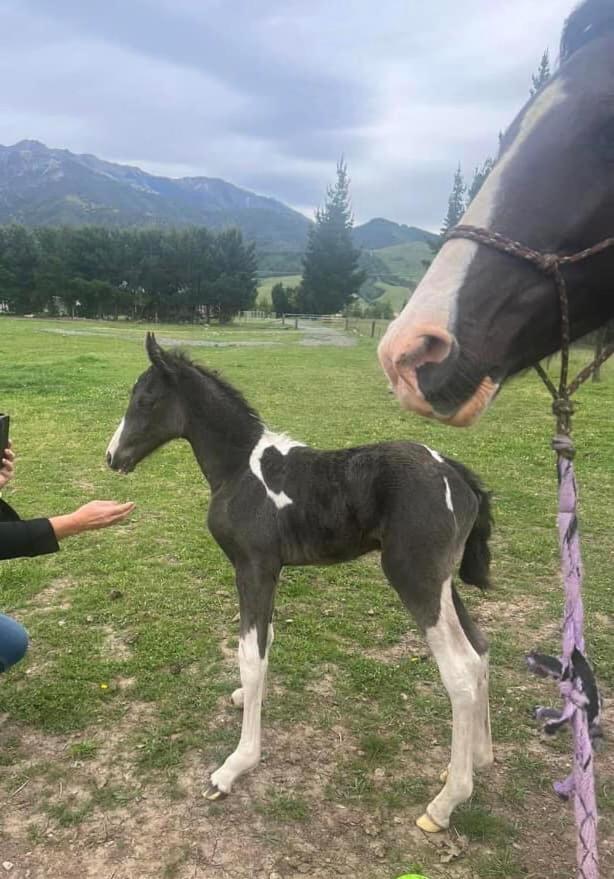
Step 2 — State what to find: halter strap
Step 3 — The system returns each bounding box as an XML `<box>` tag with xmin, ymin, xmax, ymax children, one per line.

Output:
<box><xmin>444</xmin><ymin>225</ymin><xmax>614</xmax><ymax>436</ymax></box>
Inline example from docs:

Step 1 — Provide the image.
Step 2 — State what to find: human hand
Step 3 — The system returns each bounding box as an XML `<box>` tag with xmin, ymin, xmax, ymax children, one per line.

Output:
<box><xmin>50</xmin><ymin>500</ymin><xmax>136</xmax><ymax>539</ymax></box>
<box><xmin>0</xmin><ymin>444</ymin><xmax>15</xmax><ymax>490</ymax></box>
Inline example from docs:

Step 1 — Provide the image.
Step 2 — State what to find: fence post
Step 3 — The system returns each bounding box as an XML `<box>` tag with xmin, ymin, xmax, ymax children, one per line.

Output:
<box><xmin>295</xmin><ymin>316</ymin><xmax>299</xmax><ymax>330</ymax></box>
<box><xmin>282</xmin><ymin>313</ymin><xmax>286</xmax><ymax>326</ymax></box>
<box><xmin>371</xmin><ymin>320</ymin><xmax>376</xmax><ymax>338</ymax></box>
<box><xmin>345</xmin><ymin>317</ymin><xmax>349</xmax><ymax>331</ymax></box>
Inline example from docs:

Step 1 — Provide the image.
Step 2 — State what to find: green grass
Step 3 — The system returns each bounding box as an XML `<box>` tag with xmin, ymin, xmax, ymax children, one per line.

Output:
<box><xmin>256</xmin><ymin>274</ymin><xmax>302</xmax><ymax>305</ymax></box>
<box><xmin>0</xmin><ymin>315</ymin><xmax>612</xmax><ymax>878</ymax></box>
<box><xmin>372</xmin><ymin>241</ymin><xmax>433</xmax><ymax>283</ymax></box>
<box><xmin>372</xmin><ymin>281</ymin><xmax>411</xmax><ymax>313</ymax></box>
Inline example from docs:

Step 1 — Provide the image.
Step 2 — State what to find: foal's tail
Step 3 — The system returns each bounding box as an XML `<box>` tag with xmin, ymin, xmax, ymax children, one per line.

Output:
<box><xmin>445</xmin><ymin>459</ymin><xmax>493</xmax><ymax>591</ymax></box>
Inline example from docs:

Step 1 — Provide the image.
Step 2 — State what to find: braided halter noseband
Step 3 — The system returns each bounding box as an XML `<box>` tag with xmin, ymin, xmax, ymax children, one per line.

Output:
<box><xmin>444</xmin><ymin>224</ymin><xmax>614</xmax><ymax>437</ymax></box>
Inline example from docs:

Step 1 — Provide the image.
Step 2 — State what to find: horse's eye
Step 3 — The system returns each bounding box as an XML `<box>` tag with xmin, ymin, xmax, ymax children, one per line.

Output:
<box><xmin>598</xmin><ymin>119</ymin><xmax>614</xmax><ymax>160</ymax></box>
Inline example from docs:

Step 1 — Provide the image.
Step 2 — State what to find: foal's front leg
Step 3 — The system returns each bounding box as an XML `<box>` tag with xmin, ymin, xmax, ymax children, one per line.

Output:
<box><xmin>205</xmin><ymin>562</ymin><xmax>279</xmax><ymax>800</ymax></box>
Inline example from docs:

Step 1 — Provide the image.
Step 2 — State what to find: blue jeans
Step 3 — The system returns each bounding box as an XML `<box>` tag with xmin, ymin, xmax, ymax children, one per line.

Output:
<box><xmin>0</xmin><ymin>614</ymin><xmax>29</xmax><ymax>673</ymax></box>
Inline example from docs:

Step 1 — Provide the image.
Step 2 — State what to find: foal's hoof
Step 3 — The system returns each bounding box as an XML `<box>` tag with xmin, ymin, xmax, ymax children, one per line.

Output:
<box><xmin>231</xmin><ymin>687</ymin><xmax>244</xmax><ymax>708</ymax></box>
<box><xmin>204</xmin><ymin>784</ymin><xmax>229</xmax><ymax>802</ymax></box>
<box><xmin>439</xmin><ymin>767</ymin><xmax>449</xmax><ymax>783</ymax></box>
<box><xmin>416</xmin><ymin>812</ymin><xmax>445</xmax><ymax>834</ymax></box>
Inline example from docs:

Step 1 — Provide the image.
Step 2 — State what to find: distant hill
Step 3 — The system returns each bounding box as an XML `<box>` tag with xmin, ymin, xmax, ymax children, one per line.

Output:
<box><xmin>353</xmin><ymin>217</ymin><xmax>438</xmax><ymax>250</ymax></box>
<box><xmin>0</xmin><ymin>141</ymin><xmax>437</xmax><ymax>284</ymax></box>
<box><xmin>0</xmin><ymin>140</ymin><xmax>311</xmax><ymax>252</ymax></box>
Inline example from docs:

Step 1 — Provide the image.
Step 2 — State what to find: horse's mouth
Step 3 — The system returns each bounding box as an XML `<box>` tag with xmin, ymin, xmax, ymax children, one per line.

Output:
<box><xmin>392</xmin><ymin>375</ymin><xmax>499</xmax><ymax>427</ymax></box>
<box><xmin>107</xmin><ymin>454</ymin><xmax>135</xmax><ymax>474</ymax></box>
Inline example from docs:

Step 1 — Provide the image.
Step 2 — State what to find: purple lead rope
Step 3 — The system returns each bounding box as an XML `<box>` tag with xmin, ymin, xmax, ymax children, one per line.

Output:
<box><xmin>554</xmin><ymin>446</ymin><xmax>599</xmax><ymax>879</ymax></box>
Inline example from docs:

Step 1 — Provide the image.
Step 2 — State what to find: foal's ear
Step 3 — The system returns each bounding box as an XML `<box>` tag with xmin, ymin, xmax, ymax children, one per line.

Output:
<box><xmin>145</xmin><ymin>332</ymin><xmax>174</xmax><ymax>377</ymax></box>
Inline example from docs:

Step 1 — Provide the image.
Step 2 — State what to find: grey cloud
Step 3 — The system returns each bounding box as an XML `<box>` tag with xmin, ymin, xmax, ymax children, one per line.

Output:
<box><xmin>2</xmin><ymin>0</ymin><xmax>577</xmax><ymax>228</ymax></box>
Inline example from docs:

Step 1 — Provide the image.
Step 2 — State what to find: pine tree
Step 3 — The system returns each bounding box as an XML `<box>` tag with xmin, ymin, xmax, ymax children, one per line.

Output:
<box><xmin>530</xmin><ymin>49</ymin><xmax>550</xmax><ymax>97</ymax></box>
<box><xmin>298</xmin><ymin>160</ymin><xmax>366</xmax><ymax>314</ymax></box>
<box><xmin>440</xmin><ymin>165</ymin><xmax>466</xmax><ymax>237</ymax></box>
<box><xmin>467</xmin><ymin>158</ymin><xmax>495</xmax><ymax>206</ymax></box>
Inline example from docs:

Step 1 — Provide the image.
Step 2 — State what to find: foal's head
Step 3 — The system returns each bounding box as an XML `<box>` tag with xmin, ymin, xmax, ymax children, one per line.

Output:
<box><xmin>107</xmin><ymin>333</ymin><xmax>262</xmax><ymax>477</ymax></box>
<box><xmin>106</xmin><ymin>333</ymin><xmax>187</xmax><ymax>473</ymax></box>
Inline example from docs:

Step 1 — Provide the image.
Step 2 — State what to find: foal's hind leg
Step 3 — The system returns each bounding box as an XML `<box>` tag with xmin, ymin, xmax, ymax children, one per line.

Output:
<box><xmin>383</xmin><ymin>544</ymin><xmax>485</xmax><ymax>831</ymax></box>
<box><xmin>418</xmin><ymin>578</ymin><xmax>487</xmax><ymax>831</ymax></box>
<box><xmin>439</xmin><ymin>604</ymin><xmax>493</xmax><ymax>781</ymax></box>
<box><xmin>205</xmin><ymin>561</ymin><xmax>279</xmax><ymax>800</ymax></box>
<box><xmin>474</xmin><ymin>653</ymin><xmax>494</xmax><ymax>770</ymax></box>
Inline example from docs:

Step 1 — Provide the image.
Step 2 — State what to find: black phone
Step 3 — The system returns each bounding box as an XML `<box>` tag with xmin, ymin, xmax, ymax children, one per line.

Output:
<box><xmin>0</xmin><ymin>414</ymin><xmax>10</xmax><ymax>457</ymax></box>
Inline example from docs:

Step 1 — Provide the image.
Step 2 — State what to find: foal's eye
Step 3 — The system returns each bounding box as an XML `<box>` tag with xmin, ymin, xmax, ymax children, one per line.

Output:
<box><xmin>597</xmin><ymin>119</ymin><xmax>614</xmax><ymax>161</ymax></box>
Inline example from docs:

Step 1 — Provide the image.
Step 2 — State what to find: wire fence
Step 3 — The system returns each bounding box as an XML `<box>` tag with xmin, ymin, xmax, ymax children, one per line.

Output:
<box><xmin>239</xmin><ymin>311</ymin><xmax>392</xmax><ymax>340</ymax></box>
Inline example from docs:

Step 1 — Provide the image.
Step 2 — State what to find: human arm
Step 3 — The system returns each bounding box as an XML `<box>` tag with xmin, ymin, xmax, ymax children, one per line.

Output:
<box><xmin>0</xmin><ymin>444</ymin><xmax>135</xmax><ymax>560</ymax></box>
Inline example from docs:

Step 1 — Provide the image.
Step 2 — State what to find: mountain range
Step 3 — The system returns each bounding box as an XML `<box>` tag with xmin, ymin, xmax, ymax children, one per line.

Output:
<box><xmin>0</xmin><ymin>140</ymin><xmax>437</xmax><ymax>256</ymax></box>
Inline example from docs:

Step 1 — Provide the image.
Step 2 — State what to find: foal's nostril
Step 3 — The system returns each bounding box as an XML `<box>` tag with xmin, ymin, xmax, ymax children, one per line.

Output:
<box><xmin>106</xmin><ymin>451</ymin><xmax>113</xmax><ymax>468</ymax></box>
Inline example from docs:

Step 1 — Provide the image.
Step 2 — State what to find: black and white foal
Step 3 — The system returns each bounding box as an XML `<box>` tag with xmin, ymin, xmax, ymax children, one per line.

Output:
<box><xmin>106</xmin><ymin>333</ymin><xmax>494</xmax><ymax>832</ymax></box>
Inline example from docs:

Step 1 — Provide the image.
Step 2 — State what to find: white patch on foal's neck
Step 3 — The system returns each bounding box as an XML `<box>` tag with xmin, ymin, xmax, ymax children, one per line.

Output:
<box><xmin>106</xmin><ymin>417</ymin><xmax>125</xmax><ymax>461</ymax></box>
<box><xmin>399</xmin><ymin>78</ymin><xmax>569</xmax><ymax>330</ymax></box>
<box><xmin>249</xmin><ymin>428</ymin><xmax>305</xmax><ymax>509</ymax></box>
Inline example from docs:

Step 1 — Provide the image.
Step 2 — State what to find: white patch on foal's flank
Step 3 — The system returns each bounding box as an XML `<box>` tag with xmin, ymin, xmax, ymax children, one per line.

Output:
<box><xmin>423</xmin><ymin>444</ymin><xmax>444</xmax><ymax>463</ymax></box>
<box><xmin>249</xmin><ymin>428</ymin><xmax>305</xmax><ymax>509</ymax></box>
<box><xmin>106</xmin><ymin>417</ymin><xmax>125</xmax><ymax>462</ymax></box>
<box><xmin>210</xmin><ymin>626</ymin><xmax>268</xmax><ymax>794</ymax></box>
<box><xmin>443</xmin><ymin>476</ymin><xmax>454</xmax><ymax>513</ymax></box>
<box><xmin>399</xmin><ymin>77</ymin><xmax>569</xmax><ymax>331</ymax></box>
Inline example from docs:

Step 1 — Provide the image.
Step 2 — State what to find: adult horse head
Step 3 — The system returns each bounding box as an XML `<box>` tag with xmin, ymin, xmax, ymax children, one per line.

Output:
<box><xmin>379</xmin><ymin>0</ymin><xmax>614</xmax><ymax>426</ymax></box>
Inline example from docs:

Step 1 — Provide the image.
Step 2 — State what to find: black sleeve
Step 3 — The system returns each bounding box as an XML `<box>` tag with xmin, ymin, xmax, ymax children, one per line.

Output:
<box><xmin>0</xmin><ymin>499</ymin><xmax>59</xmax><ymax>560</ymax></box>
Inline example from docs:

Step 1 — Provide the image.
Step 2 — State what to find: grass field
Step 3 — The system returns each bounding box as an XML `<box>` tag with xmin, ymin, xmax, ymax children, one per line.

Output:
<box><xmin>0</xmin><ymin>316</ymin><xmax>612</xmax><ymax>879</ymax></box>
<box><xmin>372</xmin><ymin>281</ymin><xmax>411</xmax><ymax>313</ymax></box>
<box><xmin>374</xmin><ymin>241</ymin><xmax>433</xmax><ymax>283</ymax></box>
<box><xmin>256</xmin><ymin>275</ymin><xmax>302</xmax><ymax>306</ymax></box>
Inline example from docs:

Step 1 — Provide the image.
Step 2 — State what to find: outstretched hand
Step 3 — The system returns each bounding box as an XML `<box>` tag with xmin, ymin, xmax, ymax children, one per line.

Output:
<box><xmin>50</xmin><ymin>500</ymin><xmax>136</xmax><ymax>540</ymax></box>
<box><xmin>0</xmin><ymin>445</ymin><xmax>15</xmax><ymax>490</ymax></box>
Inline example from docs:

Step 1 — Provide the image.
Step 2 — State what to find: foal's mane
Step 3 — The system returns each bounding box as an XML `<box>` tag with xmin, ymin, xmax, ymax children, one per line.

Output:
<box><xmin>561</xmin><ymin>0</ymin><xmax>614</xmax><ymax>62</ymax></box>
<box><xmin>164</xmin><ymin>348</ymin><xmax>261</xmax><ymax>422</ymax></box>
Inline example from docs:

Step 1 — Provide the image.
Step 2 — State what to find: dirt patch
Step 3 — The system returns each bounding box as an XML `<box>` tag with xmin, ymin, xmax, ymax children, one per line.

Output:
<box><xmin>27</xmin><ymin>578</ymin><xmax>78</xmax><ymax>611</ymax></box>
<box><xmin>101</xmin><ymin>626</ymin><xmax>133</xmax><ymax>661</ymax></box>
<box><xmin>1</xmin><ymin>647</ymin><xmax>612</xmax><ymax>879</ymax></box>
<box><xmin>40</xmin><ymin>328</ymin><xmax>279</xmax><ymax>349</ymax></box>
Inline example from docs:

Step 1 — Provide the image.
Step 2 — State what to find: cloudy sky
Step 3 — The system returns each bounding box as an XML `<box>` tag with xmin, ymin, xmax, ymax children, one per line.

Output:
<box><xmin>0</xmin><ymin>0</ymin><xmax>578</xmax><ymax>229</ymax></box>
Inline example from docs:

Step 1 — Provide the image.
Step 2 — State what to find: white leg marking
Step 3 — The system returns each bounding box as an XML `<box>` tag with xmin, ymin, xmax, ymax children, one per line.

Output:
<box><xmin>423</xmin><ymin>444</ymin><xmax>444</xmax><ymax>463</ymax></box>
<box><xmin>211</xmin><ymin>627</ymin><xmax>268</xmax><ymax>793</ymax></box>
<box><xmin>422</xmin><ymin>578</ymin><xmax>482</xmax><ymax>830</ymax></box>
<box><xmin>106</xmin><ymin>417</ymin><xmax>125</xmax><ymax>462</ymax></box>
<box><xmin>443</xmin><ymin>477</ymin><xmax>454</xmax><ymax>513</ymax></box>
<box><xmin>473</xmin><ymin>652</ymin><xmax>494</xmax><ymax>770</ymax></box>
<box><xmin>249</xmin><ymin>428</ymin><xmax>305</xmax><ymax>509</ymax></box>
<box><xmin>231</xmin><ymin>624</ymin><xmax>273</xmax><ymax>709</ymax></box>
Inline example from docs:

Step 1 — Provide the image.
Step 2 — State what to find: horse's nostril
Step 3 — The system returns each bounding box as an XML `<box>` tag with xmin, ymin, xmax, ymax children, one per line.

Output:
<box><xmin>422</xmin><ymin>333</ymin><xmax>453</xmax><ymax>364</ymax></box>
<box><xmin>396</xmin><ymin>333</ymin><xmax>453</xmax><ymax>373</ymax></box>
<box><xmin>106</xmin><ymin>452</ymin><xmax>113</xmax><ymax>467</ymax></box>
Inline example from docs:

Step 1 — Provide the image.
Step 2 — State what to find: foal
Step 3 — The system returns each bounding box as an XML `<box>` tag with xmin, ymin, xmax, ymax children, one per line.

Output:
<box><xmin>107</xmin><ymin>333</ymin><xmax>494</xmax><ymax>832</ymax></box>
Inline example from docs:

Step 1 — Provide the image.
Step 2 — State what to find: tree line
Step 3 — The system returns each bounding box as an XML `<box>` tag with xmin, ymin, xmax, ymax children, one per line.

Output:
<box><xmin>0</xmin><ymin>224</ymin><xmax>258</xmax><ymax>322</ymax></box>
<box><xmin>441</xmin><ymin>50</ymin><xmax>552</xmax><ymax>234</ymax></box>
